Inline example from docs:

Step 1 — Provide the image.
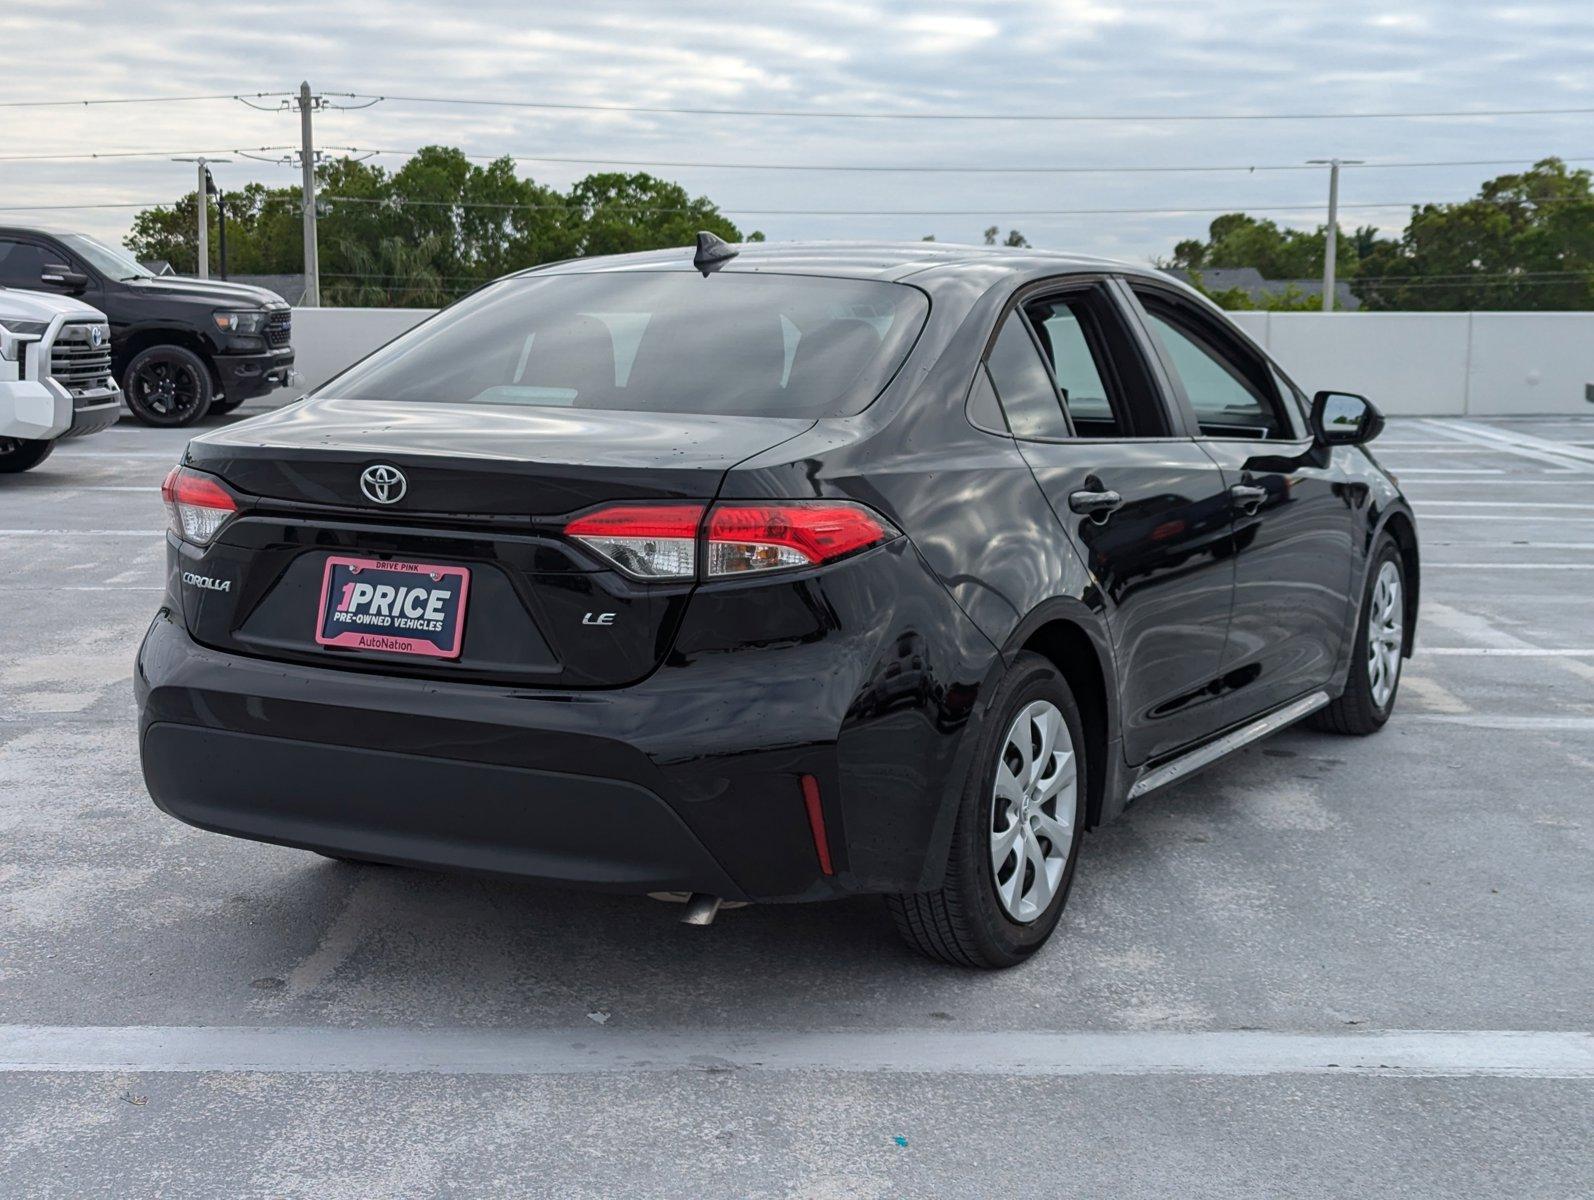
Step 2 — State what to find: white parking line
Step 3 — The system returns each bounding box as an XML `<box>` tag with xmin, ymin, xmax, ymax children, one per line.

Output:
<box><xmin>1419</xmin><ymin>515</ymin><xmax>1594</xmax><ymax>524</ymax></box>
<box><xmin>0</xmin><ymin>530</ymin><xmax>157</xmax><ymax>537</ymax></box>
<box><xmin>0</xmin><ymin>1026</ymin><xmax>1588</xmax><ymax>1079</ymax></box>
<box><xmin>1430</xmin><ymin>420</ymin><xmax>1594</xmax><ymax>468</ymax></box>
<box><xmin>1410</xmin><ymin>714</ymin><xmax>1594</xmax><ymax>731</ymax></box>
<box><xmin>1425</xmin><ymin>563</ymin><xmax>1594</xmax><ymax>569</ymax></box>
<box><xmin>0</xmin><ymin>585</ymin><xmax>161</xmax><ymax>592</ymax></box>
<box><xmin>49</xmin><ymin>451</ymin><xmax>183</xmax><ymax>460</ymax></box>
<box><xmin>1418</xmin><ymin>420</ymin><xmax>1594</xmax><ymax>470</ymax></box>
<box><xmin>1416</xmin><ymin>501</ymin><xmax>1594</xmax><ymax>511</ymax></box>
<box><xmin>1423</xmin><ymin>648</ymin><xmax>1594</xmax><ymax>656</ymax></box>
<box><xmin>1426</xmin><ymin>542</ymin><xmax>1594</xmax><ymax>549</ymax></box>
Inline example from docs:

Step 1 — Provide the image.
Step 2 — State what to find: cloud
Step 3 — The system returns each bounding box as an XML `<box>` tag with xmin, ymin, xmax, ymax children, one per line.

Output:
<box><xmin>3</xmin><ymin>0</ymin><xmax>1591</xmax><ymax>262</ymax></box>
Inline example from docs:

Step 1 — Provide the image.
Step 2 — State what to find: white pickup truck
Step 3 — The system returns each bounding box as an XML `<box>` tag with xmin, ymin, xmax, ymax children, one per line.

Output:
<box><xmin>1</xmin><ymin>286</ymin><xmax>122</xmax><ymax>472</ymax></box>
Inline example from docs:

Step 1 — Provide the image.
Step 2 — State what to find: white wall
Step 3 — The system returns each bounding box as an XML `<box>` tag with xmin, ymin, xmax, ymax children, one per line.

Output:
<box><xmin>291</xmin><ymin>307</ymin><xmax>1594</xmax><ymax>417</ymax></box>
<box><xmin>1238</xmin><ymin>310</ymin><xmax>1594</xmax><ymax>417</ymax></box>
<box><xmin>291</xmin><ymin>307</ymin><xmax>432</xmax><ymax>392</ymax></box>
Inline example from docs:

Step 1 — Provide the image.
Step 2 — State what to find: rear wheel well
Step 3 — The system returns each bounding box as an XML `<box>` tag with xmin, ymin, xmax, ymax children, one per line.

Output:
<box><xmin>1021</xmin><ymin>621</ymin><xmax>1109</xmax><ymax>828</ymax></box>
<box><xmin>1381</xmin><ymin>510</ymin><xmax>1420</xmax><ymax>654</ymax></box>
<box><xmin>115</xmin><ymin>330</ymin><xmax>220</xmax><ymax>391</ymax></box>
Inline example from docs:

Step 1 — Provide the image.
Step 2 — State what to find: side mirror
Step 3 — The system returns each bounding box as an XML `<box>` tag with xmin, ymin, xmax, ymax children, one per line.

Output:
<box><xmin>40</xmin><ymin>264</ymin><xmax>89</xmax><ymax>293</ymax></box>
<box><xmin>1311</xmin><ymin>390</ymin><xmax>1384</xmax><ymax>446</ymax></box>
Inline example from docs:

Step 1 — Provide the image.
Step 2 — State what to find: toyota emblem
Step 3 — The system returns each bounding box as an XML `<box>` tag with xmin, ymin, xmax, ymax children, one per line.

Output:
<box><xmin>359</xmin><ymin>464</ymin><xmax>407</xmax><ymax>505</ymax></box>
<box><xmin>90</xmin><ymin>325</ymin><xmax>105</xmax><ymax>348</ymax></box>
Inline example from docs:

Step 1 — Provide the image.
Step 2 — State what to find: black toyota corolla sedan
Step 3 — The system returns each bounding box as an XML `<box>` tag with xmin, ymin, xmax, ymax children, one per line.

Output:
<box><xmin>137</xmin><ymin>237</ymin><xmax>1418</xmax><ymax>967</ymax></box>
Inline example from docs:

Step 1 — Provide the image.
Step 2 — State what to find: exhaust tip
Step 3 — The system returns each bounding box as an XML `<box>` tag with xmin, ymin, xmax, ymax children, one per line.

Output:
<box><xmin>680</xmin><ymin>893</ymin><xmax>723</xmax><ymax>926</ymax></box>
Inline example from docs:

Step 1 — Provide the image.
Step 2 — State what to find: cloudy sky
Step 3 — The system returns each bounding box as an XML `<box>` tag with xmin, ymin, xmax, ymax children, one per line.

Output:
<box><xmin>4</xmin><ymin>0</ymin><xmax>1592</xmax><ymax>263</ymax></box>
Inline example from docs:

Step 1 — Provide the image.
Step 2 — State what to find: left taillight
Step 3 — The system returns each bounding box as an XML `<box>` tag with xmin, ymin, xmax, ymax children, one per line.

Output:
<box><xmin>161</xmin><ymin>465</ymin><xmax>238</xmax><ymax>546</ymax></box>
<box><xmin>564</xmin><ymin>503</ymin><xmax>705</xmax><ymax>580</ymax></box>
<box><xmin>564</xmin><ymin>500</ymin><xmax>899</xmax><ymax>581</ymax></box>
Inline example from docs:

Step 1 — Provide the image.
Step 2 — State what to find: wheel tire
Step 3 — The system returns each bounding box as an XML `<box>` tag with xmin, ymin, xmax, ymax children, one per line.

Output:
<box><xmin>122</xmin><ymin>345</ymin><xmax>214</xmax><ymax>427</ymax></box>
<box><xmin>0</xmin><ymin>438</ymin><xmax>55</xmax><ymax>473</ymax></box>
<box><xmin>887</xmin><ymin>651</ymin><xmax>1088</xmax><ymax>969</ymax></box>
<box><xmin>1311</xmin><ymin>533</ymin><xmax>1406</xmax><ymax>736</ymax></box>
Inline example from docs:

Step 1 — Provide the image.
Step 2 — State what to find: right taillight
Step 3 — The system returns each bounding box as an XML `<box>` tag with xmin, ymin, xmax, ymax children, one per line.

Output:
<box><xmin>564</xmin><ymin>500</ymin><xmax>898</xmax><ymax>581</ymax></box>
<box><xmin>161</xmin><ymin>465</ymin><xmax>238</xmax><ymax>546</ymax></box>
<box><xmin>705</xmin><ymin>502</ymin><xmax>897</xmax><ymax>576</ymax></box>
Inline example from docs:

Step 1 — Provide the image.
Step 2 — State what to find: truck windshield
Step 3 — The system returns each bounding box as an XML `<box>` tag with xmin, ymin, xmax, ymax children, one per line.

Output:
<box><xmin>322</xmin><ymin>271</ymin><xmax>930</xmax><ymax>419</ymax></box>
<box><xmin>60</xmin><ymin>234</ymin><xmax>153</xmax><ymax>281</ymax></box>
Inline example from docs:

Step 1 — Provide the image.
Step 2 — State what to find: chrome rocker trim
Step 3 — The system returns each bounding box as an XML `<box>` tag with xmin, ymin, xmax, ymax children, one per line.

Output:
<box><xmin>1127</xmin><ymin>691</ymin><xmax>1331</xmax><ymax>800</ymax></box>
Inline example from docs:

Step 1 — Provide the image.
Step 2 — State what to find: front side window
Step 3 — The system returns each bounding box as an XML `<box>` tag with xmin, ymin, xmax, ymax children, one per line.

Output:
<box><xmin>1138</xmin><ymin>299</ymin><xmax>1290</xmax><ymax>440</ymax></box>
<box><xmin>0</xmin><ymin>240</ymin><xmax>50</xmax><ymax>288</ymax></box>
<box><xmin>323</xmin><ymin>271</ymin><xmax>929</xmax><ymax>420</ymax></box>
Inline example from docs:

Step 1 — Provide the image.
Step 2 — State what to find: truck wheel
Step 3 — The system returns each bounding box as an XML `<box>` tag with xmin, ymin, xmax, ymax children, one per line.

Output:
<box><xmin>0</xmin><ymin>437</ymin><xmax>55</xmax><ymax>473</ymax></box>
<box><xmin>887</xmin><ymin>651</ymin><xmax>1088</xmax><ymax>968</ymax></box>
<box><xmin>123</xmin><ymin>345</ymin><xmax>214</xmax><ymax>427</ymax></box>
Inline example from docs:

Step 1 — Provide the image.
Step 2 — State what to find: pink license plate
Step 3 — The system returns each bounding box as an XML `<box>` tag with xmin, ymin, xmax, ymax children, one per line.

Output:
<box><xmin>314</xmin><ymin>555</ymin><xmax>471</xmax><ymax>659</ymax></box>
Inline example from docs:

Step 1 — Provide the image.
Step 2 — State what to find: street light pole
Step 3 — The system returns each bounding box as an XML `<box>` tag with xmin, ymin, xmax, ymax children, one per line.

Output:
<box><xmin>195</xmin><ymin>159</ymin><xmax>209</xmax><ymax>279</ymax></box>
<box><xmin>1307</xmin><ymin>157</ymin><xmax>1364</xmax><ymax>312</ymax></box>
<box><xmin>173</xmin><ymin>156</ymin><xmax>230</xmax><ymax>279</ymax></box>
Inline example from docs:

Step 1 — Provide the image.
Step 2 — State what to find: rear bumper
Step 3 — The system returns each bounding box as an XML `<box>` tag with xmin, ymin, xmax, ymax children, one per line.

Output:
<box><xmin>215</xmin><ymin>348</ymin><xmax>296</xmax><ymax>400</ymax></box>
<box><xmin>135</xmin><ymin>539</ymin><xmax>998</xmax><ymax>901</ymax></box>
<box><xmin>142</xmin><ymin>721</ymin><xmax>743</xmax><ymax>897</ymax></box>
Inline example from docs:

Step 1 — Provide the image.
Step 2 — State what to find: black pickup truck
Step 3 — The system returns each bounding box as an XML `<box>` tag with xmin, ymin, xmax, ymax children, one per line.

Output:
<box><xmin>0</xmin><ymin>226</ymin><xmax>296</xmax><ymax>426</ymax></box>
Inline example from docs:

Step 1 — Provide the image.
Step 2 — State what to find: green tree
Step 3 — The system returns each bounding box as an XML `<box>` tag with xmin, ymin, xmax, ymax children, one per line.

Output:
<box><xmin>1161</xmin><ymin>159</ymin><xmax>1594</xmax><ymax>311</ymax></box>
<box><xmin>125</xmin><ymin>157</ymin><xmax>753</xmax><ymax>306</ymax></box>
<box><xmin>568</xmin><ymin>172</ymin><xmax>741</xmax><ymax>257</ymax></box>
<box><xmin>1354</xmin><ymin>158</ymin><xmax>1594</xmax><ymax>310</ymax></box>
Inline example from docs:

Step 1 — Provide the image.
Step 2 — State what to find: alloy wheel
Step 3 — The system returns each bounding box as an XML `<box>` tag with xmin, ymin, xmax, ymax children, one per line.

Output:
<box><xmin>989</xmin><ymin>699</ymin><xmax>1077</xmax><ymax>924</ymax></box>
<box><xmin>1367</xmin><ymin>559</ymin><xmax>1404</xmax><ymax>709</ymax></box>
<box><xmin>133</xmin><ymin>357</ymin><xmax>202</xmax><ymax>420</ymax></box>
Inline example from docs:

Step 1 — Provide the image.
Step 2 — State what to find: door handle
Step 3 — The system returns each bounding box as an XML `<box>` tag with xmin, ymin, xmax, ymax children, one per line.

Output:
<box><xmin>1069</xmin><ymin>488</ymin><xmax>1124</xmax><ymax>519</ymax></box>
<box><xmin>1230</xmin><ymin>483</ymin><xmax>1268</xmax><ymax>514</ymax></box>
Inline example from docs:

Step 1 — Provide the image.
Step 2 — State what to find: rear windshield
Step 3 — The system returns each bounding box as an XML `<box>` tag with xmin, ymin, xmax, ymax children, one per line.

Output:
<box><xmin>323</xmin><ymin>270</ymin><xmax>929</xmax><ymax>419</ymax></box>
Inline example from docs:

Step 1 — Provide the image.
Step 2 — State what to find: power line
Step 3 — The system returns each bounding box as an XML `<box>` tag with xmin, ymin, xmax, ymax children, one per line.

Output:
<box><xmin>0</xmin><ymin>92</ymin><xmax>291</xmax><ymax>109</ymax></box>
<box><xmin>8</xmin><ymin>145</ymin><xmax>1594</xmax><ymax>176</ymax></box>
<box><xmin>5</xmin><ymin>193</ymin><xmax>1589</xmax><ymax>218</ymax></box>
<box><xmin>319</xmin><ymin>149</ymin><xmax>1594</xmax><ymax>177</ymax></box>
<box><xmin>338</xmin><ymin>91</ymin><xmax>1594</xmax><ymax>123</ymax></box>
<box><xmin>0</xmin><ymin>147</ymin><xmax>297</xmax><ymax>163</ymax></box>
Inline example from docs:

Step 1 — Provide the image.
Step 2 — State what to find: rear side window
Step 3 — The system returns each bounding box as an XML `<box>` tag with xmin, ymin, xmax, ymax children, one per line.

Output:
<box><xmin>982</xmin><ymin>283</ymin><xmax>1173</xmax><ymax>440</ymax></box>
<box><xmin>984</xmin><ymin>316</ymin><xmax>1069</xmax><ymax>439</ymax></box>
<box><xmin>324</xmin><ymin>271</ymin><xmax>929</xmax><ymax>420</ymax></box>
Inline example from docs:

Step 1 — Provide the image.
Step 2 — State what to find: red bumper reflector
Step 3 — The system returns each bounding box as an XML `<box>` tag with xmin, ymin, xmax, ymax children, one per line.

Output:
<box><xmin>800</xmin><ymin>773</ymin><xmax>834</xmax><ymax>876</ymax></box>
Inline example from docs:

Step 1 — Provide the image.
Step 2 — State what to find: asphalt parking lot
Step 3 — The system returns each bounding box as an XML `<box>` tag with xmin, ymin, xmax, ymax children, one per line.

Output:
<box><xmin>2</xmin><ymin>408</ymin><xmax>1591</xmax><ymax>1198</ymax></box>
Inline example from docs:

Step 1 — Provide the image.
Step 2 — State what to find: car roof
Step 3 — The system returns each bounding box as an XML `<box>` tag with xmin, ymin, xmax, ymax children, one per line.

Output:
<box><xmin>529</xmin><ymin>239</ymin><xmax>1169</xmax><ymax>284</ymax></box>
<box><xmin>0</xmin><ymin>225</ymin><xmax>76</xmax><ymax>238</ymax></box>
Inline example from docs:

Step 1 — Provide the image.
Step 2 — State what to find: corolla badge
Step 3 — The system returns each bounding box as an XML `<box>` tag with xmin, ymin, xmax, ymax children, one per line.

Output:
<box><xmin>359</xmin><ymin>464</ymin><xmax>407</xmax><ymax>505</ymax></box>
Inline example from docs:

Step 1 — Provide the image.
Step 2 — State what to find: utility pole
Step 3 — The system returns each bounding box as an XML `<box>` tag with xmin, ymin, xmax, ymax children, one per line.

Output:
<box><xmin>173</xmin><ymin>156</ymin><xmax>228</xmax><ymax>278</ymax></box>
<box><xmin>298</xmin><ymin>81</ymin><xmax>320</xmax><ymax>307</ymax></box>
<box><xmin>1307</xmin><ymin>157</ymin><xmax>1363</xmax><ymax>312</ymax></box>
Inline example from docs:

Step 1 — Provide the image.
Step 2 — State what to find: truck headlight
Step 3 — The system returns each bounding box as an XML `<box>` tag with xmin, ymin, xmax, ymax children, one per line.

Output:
<box><xmin>0</xmin><ymin>319</ymin><xmax>47</xmax><ymax>361</ymax></box>
<box><xmin>213</xmin><ymin>310</ymin><xmax>268</xmax><ymax>335</ymax></box>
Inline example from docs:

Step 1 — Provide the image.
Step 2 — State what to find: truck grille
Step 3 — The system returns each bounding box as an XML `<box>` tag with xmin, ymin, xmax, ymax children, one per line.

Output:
<box><xmin>50</xmin><ymin>324</ymin><xmax>114</xmax><ymax>393</ymax></box>
<box><xmin>265</xmin><ymin>310</ymin><xmax>291</xmax><ymax>349</ymax></box>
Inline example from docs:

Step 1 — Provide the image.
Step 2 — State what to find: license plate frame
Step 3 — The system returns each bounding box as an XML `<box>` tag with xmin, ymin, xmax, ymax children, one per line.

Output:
<box><xmin>314</xmin><ymin>555</ymin><xmax>471</xmax><ymax>660</ymax></box>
